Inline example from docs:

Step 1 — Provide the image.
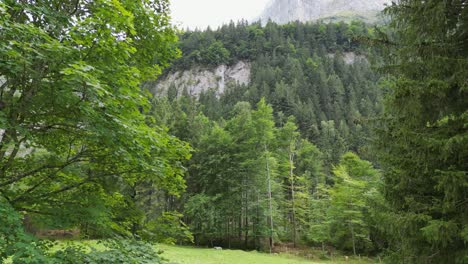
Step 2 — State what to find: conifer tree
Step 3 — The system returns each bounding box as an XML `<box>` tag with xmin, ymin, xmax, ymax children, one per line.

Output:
<box><xmin>377</xmin><ymin>1</ymin><xmax>468</xmax><ymax>262</ymax></box>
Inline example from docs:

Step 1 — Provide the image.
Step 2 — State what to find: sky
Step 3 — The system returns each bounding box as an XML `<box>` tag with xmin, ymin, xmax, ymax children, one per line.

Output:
<box><xmin>170</xmin><ymin>0</ymin><xmax>271</xmax><ymax>30</ymax></box>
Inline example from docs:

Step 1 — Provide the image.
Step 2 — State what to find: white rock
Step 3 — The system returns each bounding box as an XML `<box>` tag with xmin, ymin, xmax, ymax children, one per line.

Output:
<box><xmin>153</xmin><ymin>61</ymin><xmax>251</xmax><ymax>98</ymax></box>
<box><xmin>259</xmin><ymin>0</ymin><xmax>391</xmax><ymax>24</ymax></box>
<box><xmin>327</xmin><ymin>52</ymin><xmax>368</xmax><ymax>65</ymax></box>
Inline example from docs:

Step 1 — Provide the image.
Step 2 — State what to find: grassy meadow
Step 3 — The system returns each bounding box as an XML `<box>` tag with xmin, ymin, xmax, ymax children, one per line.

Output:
<box><xmin>3</xmin><ymin>239</ymin><xmax>376</xmax><ymax>264</ymax></box>
<box><xmin>158</xmin><ymin>244</ymin><xmax>376</xmax><ymax>264</ymax></box>
<box><xmin>43</xmin><ymin>241</ymin><xmax>376</xmax><ymax>264</ymax></box>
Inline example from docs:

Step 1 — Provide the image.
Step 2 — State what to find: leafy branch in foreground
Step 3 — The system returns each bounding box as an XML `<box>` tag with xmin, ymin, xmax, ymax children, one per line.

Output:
<box><xmin>0</xmin><ymin>0</ymin><xmax>189</xmax><ymax>254</ymax></box>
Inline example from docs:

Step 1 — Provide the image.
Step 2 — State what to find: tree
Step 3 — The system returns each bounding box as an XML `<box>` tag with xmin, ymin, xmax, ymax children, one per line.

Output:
<box><xmin>276</xmin><ymin>117</ymin><xmax>301</xmax><ymax>247</ymax></box>
<box><xmin>166</xmin><ymin>20</ymin><xmax>383</xmax><ymax>164</ymax></box>
<box><xmin>202</xmin><ymin>41</ymin><xmax>231</xmax><ymax>65</ymax></box>
<box><xmin>376</xmin><ymin>1</ymin><xmax>468</xmax><ymax>263</ymax></box>
<box><xmin>250</xmin><ymin>99</ymin><xmax>278</xmax><ymax>252</ymax></box>
<box><xmin>150</xmin><ymin>20</ymin><xmax>387</xmax><ymax>252</ymax></box>
<box><xmin>276</xmin><ymin>117</ymin><xmax>323</xmax><ymax>247</ymax></box>
<box><xmin>318</xmin><ymin>120</ymin><xmax>347</xmax><ymax>172</ymax></box>
<box><xmin>307</xmin><ymin>183</ymin><xmax>330</xmax><ymax>251</ymax></box>
<box><xmin>327</xmin><ymin>152</ymin><xmax>379</xmax><ymax>255</ymax></box>
<box><xmin>0</xmin><ymin>0</ymin><xmax>189</xmax><ymax>238</ymax></box>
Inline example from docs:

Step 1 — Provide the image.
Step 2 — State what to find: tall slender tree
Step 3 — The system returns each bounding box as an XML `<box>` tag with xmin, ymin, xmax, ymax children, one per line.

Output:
<box><xmin>327</xmin><ymin>152</ymin><xmax>379</xmax><ymax>255</ymax></box>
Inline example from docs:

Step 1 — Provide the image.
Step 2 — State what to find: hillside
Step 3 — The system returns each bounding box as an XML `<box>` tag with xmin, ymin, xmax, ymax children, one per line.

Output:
<box><xmin>150</xmin><ymin>21</ymin><xmax>383</xmax><ymax>167</ymax></box>
<box><xmin>146</xmin><ymin>21</ymin><xmax>386</xmax><ymax>255</ymax></box>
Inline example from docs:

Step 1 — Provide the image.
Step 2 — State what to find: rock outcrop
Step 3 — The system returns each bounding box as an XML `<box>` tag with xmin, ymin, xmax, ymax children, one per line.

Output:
<box><xmin>259</xmin><ymin>0</ymin><xmax>391</xmax><ymax>24</ymax></box>
<box><xmin>152</xmin><ymin>61</ymin><xmax>251</xmax><ymax>97</ymax></box>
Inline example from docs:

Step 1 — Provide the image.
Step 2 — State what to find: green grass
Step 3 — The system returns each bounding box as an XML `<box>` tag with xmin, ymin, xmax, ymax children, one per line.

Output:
<box><xmin>158</xmin><ymin>244</ymin><xmax>374</xmax><ymax>264</ymax></box>
<box><xmin>11</xmin><ymin>240</ymin><xmax>374</xmax><ymax>264</ymax></box>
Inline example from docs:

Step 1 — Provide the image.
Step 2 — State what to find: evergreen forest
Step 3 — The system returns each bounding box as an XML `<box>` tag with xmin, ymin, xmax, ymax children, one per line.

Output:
<box><xmin>0</xmin><ymin>0</ymin><xmax>466</xmax><ymax>263</ymax></box>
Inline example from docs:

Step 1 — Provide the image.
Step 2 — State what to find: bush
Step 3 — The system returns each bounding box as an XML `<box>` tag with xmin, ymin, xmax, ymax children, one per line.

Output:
<box><xmin>52</xmin><ymin>239</ymin><xmax>167</xmax><ymax>264</ymax></box>
<box><xmin>142</xmin><ymin>212</ymin><xmax>194</xmax><ymax>245</ymax></box>
<box><xmin>0</xmin><ymin>197</ymin><xmax>52</xmax><ymax>263</ymax></box>
<box><xmin>1</xmin><ymin>197</ymin><xmax>168</xmax><ymax>263</ymax></box>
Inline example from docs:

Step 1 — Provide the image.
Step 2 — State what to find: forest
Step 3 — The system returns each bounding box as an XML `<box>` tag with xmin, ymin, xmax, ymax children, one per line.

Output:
<box><xmin>0</xmin><ymin>0</ymin><xmax>466</xmax><ymax>264</ymax></box>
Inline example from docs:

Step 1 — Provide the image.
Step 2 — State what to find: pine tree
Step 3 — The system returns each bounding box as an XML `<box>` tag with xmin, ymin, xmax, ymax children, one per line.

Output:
<box><xmin>376</xmin><ymin>1</ymin><xmax>468</xmax><ymax>263</ymax></box>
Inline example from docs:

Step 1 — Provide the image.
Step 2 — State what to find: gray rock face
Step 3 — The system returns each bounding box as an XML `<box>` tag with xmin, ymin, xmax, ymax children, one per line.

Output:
<box><xmin>327</xmin><ymin>52</ymin><xmax>367</xmax><ymax>65</ymax></box>
<box><xmin>259</xmin><ymin>0</ymin><xmax>391</xmax><ymax>24</ymax></box>
<box><xmin>153</xmin><ymin>61</ymin><xmax>251</xmax><ymax>98</ymax></box>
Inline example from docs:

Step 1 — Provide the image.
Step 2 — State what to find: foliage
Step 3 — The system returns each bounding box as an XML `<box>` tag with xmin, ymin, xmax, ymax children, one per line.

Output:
<box><xmin>0</xmin><ymin>197</ymin><xmax>51</xmax><ymax>263</ymax></box>
<box><xmin>1</xmin><ymin>199</ymin><xmax>166</xmax><ymax>264</ymax></box>
<box><xmin>376</xmin><ymin>1</ymin><xmax>468</xmax><ymax>263</ymax></box>
<box><xmin>202</xmin><ymin>41</ymin><xmax>231</xmax><ymax>65</ymax></box>
<box><xmin>307</xmin><ymin>183</ymin><xmax>330</xmax><ymax>247</ymax></box>
<box><xmin>0</xmin><ymin>0</ymin><xmax>189</xmax><ymax>239</ymax></box>
<box><xmin>51</xmin><ymin>239</ymin><xmax>166</xmax><ymax>264</ymax></box>
<box><xmin>142</xmin><ymin>211</ymin><xmax>194</xmax><ymax>245</ymax></box>
<box><xmin>327</xmin><ymin>153</ymin><xmax>379</xmax><ymax>255</ymax></box>
<box><xmin>156</xmin><ymin>20</ymin><xmax>383</xmax><ymax>169</ymax></box>
<box><xmin>0</xmin><ymin>199</ymin><xmax>168</xmax><ymax>264</ymax></box>
<box><xmin>183</xmin><ymin>192</ymin><xmax>221</xmax><ymax>246</ymax></box>
<box><xmin>154</xmin><ymin>98</ymin><xmax>325</xmax><ymax>250</ymax></box>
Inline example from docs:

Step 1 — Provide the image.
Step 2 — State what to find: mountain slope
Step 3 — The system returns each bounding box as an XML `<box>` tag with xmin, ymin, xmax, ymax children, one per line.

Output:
<box><xmin>259</xmin><ymin>0</ymin><xmax>390</xmax><ymax>24</ymax></box>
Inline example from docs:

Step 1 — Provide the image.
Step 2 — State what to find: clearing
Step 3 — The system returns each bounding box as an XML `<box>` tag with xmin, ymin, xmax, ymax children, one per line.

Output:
<box><xmin>159</xmin><ymin>244</ymin><xmax>374</xmax><ymax>264</ymax></box>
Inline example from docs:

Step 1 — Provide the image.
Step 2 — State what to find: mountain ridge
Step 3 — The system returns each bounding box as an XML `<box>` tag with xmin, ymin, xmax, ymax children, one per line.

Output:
<box><xmin>259</xmin><ymin>0</ymin><xmax>391</xmax><ymax>24</ymax></box>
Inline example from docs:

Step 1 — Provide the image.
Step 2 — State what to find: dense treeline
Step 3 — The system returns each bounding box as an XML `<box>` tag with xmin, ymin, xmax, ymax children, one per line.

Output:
<box><xmin>151</xmin><ymin>96</ymin><xmax>383</xmax><ymax>254</ymax></box>
<box><xmin>145</xmin><ymin>20</ymin><xmax>388</xmax><ymax>254</ymax></box>
<box><xmin>157</xmin><ymin>21</ymin><xmax>384</xmax><ymax>170</ymax></box>
<box><xmin>170</xmin><ymin>20</ymin><xmax>373</xmax><ymax>69</ymax></box>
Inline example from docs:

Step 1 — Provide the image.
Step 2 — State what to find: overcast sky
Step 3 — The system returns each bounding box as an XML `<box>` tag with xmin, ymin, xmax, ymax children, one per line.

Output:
<box><xmin>170</xmin><ymin>0</ymin><xmax>271</xmax><ymax>30</ymax></box>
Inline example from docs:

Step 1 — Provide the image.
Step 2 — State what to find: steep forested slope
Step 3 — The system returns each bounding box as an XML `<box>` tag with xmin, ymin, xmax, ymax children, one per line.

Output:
<box><xmin>152</xmin><ymin>21</ymin><xmax>384</xmax><ymax>167</ymax></box>
<box><xmin>147</xmin><ymin>20</ymin><xmax>387</xmax><ymax>253</ymax></box>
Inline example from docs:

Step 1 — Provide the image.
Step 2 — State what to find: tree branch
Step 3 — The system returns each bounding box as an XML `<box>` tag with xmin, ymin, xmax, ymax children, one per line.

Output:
<box><xmin>0</xmin><ymin>153</ymin><xmax>85</xmax><ymax>187</ymax></box>
<box><xmin>1</xmin><ymin>136</ymin><xmax>26</xmax><ymax>175</ymax></box>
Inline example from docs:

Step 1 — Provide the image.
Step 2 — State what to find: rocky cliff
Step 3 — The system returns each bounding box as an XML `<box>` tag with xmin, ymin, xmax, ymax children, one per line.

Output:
<box><xmin>259</xmin><ymin>0</ymin><xmax>391</xmax><ymax>24</ymax></box>
<box><xmin>152</xmin><ymin>61</ymin><xmax>251</xmax><ymax>97</ymax></box>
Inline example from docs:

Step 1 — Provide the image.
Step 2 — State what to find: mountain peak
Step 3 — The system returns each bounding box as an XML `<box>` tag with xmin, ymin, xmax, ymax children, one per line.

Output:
<box><xmin>259</xmin><ymin>0</ymin><xmax>391</xmax><ymax>24</ymax></box>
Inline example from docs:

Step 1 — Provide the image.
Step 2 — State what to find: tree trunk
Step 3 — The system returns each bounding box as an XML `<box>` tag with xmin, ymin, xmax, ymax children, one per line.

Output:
<box><xmin>238</xmin><ymin>214</ymin><xmax>242</xmax><ymax>240</ymax></box>
<box><xmin>244</xmin><ymin>191</ymin><xmax>249</xmax><ymax>249</ymax></box>
<box><xmin>265</xmin><ymin>144</ymin><xmax>274</xmax><ymax>253</ymax></box>
<box><xmin>289</xmin><ymin>151</ymin><xmax>297</xmax><ymax>248</ymax></box>
<box><xmin>228</xmin><ymin>217</ymin><xmax>231</xmax><ymax>249</ymax></box>
<box><xmin>255</xmin><ymin>192</ymin><xmax>260</xmax><ymax>249</ymax></box>
<box><xmin>130</xmin><ymin>184</ymin><xmax>139</xmax><ymax>237</ymax></box>
<box><xmin>350</xmin><ymin>223</ymin><xmax>356</xmax><ymax>256</ymax></box>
